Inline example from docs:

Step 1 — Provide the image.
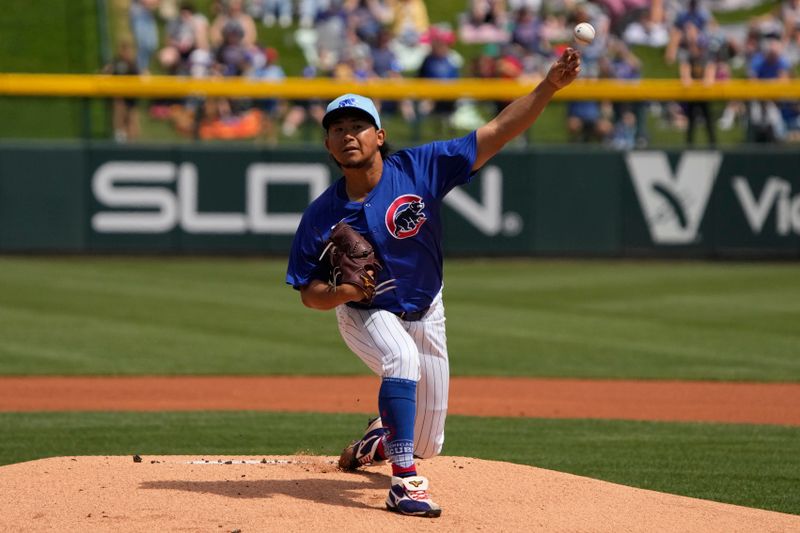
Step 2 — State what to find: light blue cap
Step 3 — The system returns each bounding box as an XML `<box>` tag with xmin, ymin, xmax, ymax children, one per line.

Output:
<box><xmin>322</xmin><ymin>93</ymin><xmax>381</xmax><ymax>129</ymax></box>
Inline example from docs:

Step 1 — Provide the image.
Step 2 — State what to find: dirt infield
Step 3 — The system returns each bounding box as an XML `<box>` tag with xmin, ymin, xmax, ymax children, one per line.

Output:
<box><xmin>1</xmin><ymin>455</ymin><xmax>798</xmax><ymax>533</ymax></box>
<box><xmin>1</xmin><ymin>376</ymin><xmax>799</xmax><ymax>425</ymax></box>
<box><xmin>3</xmin><ymin>377</ymin><xmax>799</xmax><ymax>531</ymax></box>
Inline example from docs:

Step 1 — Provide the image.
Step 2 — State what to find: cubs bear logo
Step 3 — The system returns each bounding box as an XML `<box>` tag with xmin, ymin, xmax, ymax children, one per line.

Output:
<box><xmin>385</xmin><ymin>194</ymin><xmax>427</xmax><ymax>239</ymax></box>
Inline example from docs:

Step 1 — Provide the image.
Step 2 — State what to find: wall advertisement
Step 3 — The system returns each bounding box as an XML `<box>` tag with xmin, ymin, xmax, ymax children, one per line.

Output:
<box><xmin>0</xmin><ymin>144</ymin><xmax>797</xmax><ymax>256</ymax></box>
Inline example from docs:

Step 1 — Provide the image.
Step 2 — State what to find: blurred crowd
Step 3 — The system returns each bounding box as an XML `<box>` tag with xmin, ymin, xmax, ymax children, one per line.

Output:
<box><xmin>111</xmin><ymin>0</ymin><xmax>800</xmax><ymax>146</ymax></box>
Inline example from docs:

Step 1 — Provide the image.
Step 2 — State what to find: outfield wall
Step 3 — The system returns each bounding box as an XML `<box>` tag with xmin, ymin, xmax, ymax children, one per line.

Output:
<box><xmin>0</xmin><ymin>143</ymin><xmax>798</xmax><ymax>257</ymax></box>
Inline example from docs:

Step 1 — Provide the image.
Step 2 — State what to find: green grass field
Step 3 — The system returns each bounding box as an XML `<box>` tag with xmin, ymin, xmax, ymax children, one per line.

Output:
<box><xmin>1</xmin><ymin>257</ymin><xmax>799</xmax><ymax>515</ymax></box>
<box><xmin>0</xmin><ymin>0</ymin><xmax>107</xmax><ymax>139</ymax></box>
<box><xmin>0</xmin><ymin>257</ymin><xmax>797</xmax><ymax>379</ymax></box>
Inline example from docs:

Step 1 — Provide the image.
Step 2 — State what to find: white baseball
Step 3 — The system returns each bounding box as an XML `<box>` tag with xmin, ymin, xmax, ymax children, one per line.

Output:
<box><xmin>574</xmin><ymin>22</ymin><xmax>596</xmax><ymax>44</ymax></box>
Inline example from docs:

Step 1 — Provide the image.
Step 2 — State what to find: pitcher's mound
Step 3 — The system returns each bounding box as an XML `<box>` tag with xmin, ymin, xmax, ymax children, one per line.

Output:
<box><xmin>0</xmin><ymin>455</ymin><xmax>796</xmax><ymax>532</ymax></box>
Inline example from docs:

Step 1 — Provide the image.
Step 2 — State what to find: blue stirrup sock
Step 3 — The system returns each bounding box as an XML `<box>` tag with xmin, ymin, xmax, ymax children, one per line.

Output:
<box><xmin>379</xmin><ymin>377</ymin><xmax>417</xmax><ymax>478</ymax></box>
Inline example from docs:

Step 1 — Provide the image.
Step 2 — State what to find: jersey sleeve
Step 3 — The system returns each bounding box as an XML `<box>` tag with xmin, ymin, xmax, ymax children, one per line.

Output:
<box><xmin>410</xmin><ymin>130</ymin><xmax>478</xmax><ymax>198</ymax></box>
<box><xmin>286</xmin><ymin>211</ymin><xmax>328</xmax><ymax>290</ymax></box>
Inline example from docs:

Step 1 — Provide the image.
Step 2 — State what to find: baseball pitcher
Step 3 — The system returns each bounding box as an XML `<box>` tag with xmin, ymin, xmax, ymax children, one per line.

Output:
<box><xmin>287</xmin><ymin>48</ymin><xmax>581</xmax><ymax>518</ymax></box>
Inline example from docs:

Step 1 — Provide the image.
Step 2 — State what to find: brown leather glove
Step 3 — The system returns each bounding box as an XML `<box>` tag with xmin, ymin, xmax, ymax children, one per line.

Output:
<box><xmin>321</xmin><ymin>222</ymin><xmax>384</xmax><ymax>304</ymax></box>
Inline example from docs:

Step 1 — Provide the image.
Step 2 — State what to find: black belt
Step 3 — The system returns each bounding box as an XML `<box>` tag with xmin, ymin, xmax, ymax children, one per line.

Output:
<box><xmin>394</xmin><ymin>307</ymin><xmax>430</xmax><ymax>321</ymax></box>
<box><xmin>346</xmin><ymin>302</ymin><xmax>430</xmax><ymax>322</ymax></box>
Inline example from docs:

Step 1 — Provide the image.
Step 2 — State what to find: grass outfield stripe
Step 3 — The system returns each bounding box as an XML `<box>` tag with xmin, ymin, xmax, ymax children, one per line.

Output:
<box><xmin>0</xmin><ymin>258</ymin><xmax>798</xmax><ymax>380</ymax></box>
<box><xmin>0</xmin><ymin>411</ymin><xmax>798</xmax><ymax>515</ymax></box>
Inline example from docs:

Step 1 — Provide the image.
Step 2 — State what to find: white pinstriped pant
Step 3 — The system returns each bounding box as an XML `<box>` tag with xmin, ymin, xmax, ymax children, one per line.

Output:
<box><xmin>335</xmin><ymin>290</ymin><xmax>449</xmax><ymax>459</ymax></box>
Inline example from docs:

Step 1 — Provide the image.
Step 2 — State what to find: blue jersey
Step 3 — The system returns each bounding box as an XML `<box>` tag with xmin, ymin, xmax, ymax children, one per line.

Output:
<box><xmin>286</xmin><ymin>131</ymin><xmax>477</xmax><ymax>313</ymax></box>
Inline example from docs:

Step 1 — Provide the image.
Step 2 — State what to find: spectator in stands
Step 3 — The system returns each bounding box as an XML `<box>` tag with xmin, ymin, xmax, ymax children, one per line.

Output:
<box><xmin>567</xmin><ymin>100</ymin><xmax>613</xmax><ymax>143</ymax></box>
<box><xmin>593</xmin><ymin>0</ymin><xmax>648</xmax><ymax>35</ymax></box>
<box><xmin>350</xmin><ymin>0</ymin><xmax>393</xmax><ymax>47</ymax></box>
<box><xmin>417</xmin><ymin>25</ymin><xmax>461</xmax><ymax>133</ymax></box>
<box><xmin>418</xmin><ymin>26</ymin><xmax>461</xmax><ymax>82</ymax></box>
<box><xmin>622</xmin><ymin>7</ymin><xmax>668</xmax><ymax>47</ymax></box>
<box><xmin>510</xmin><ymin>7</ymin><xmax>549</xmax><ymax>56</ymax></box>
<box><xmin>251</xmin><ymin>46</ymin><xmax>285</xmax><ymax>81</ymax></box>
<box><xmin>457</xmin><ymin>44</ymin><xmax>524</xmax><ymax>133</ymax></box>
<box><xmin>459</xmin><ymin>0</ymin><xmax>510</xmax><ymax>44</ymax></box>
<box><xmin>507</xmin><ymin>0</ymin><xmax>541</xmax><ymax>13</ymax></box>
<box><xmin>469</xmin><ymin>48</ymin><xmax>498</xmax><ymax>81</ymax></box>
<box><xmin>298</xmin><ymin>0</ymin><xmax>331</xmax><ymax>28</ymax></box>
<box><xmin>370</xmin><ymin>29</ymin><xmax>416</xmax><ymax>122</ymax></box>
<box><xmin>331</xmin><ymin>53</ymin><xmax>374</xmax><ymax>82</ymax></box>
<box><xmin>342</xmin><ymin>26</ymin><xmax>373</xmax><ymax>69</ymax></box>
<box><xmin>704</xmin><ymin>19</ymin><xmax>743</xmax><ymax>131</ymax></box>
<box><xmin>188</xmin><ymin>48</ymin><xmax>214</xmax><ymax>78</ymax></box>
<box><xmin>784</xmin><ymin>0</ymin><xmax>800</xmax><ymax>48</ymax></box>
<box><xmin>571</xmin><ymin>3</ymin><xmax>610</xmax><ymax>78</ymax></box>
<box><xmin>215</xmin><ymin>21</ymin><xmax>252</xmax><ymax>76</ymax></box>
<box><xmin>678</xmin><ymin>22</ymin><xmax>716</xmax><ymax>146</ymax></box>
<box><xmin>371</xmin><ymin>28</ymin><xmax>402</xmax><ymax>79</ymax></box>
<box><xmin>665</xmin><ymin>0</ymin><xmax>714</xmax><ymax>64</ymax></box>
<box><xmin>313</xmin><ymin>0</ymin><xmax>350</xmax><ymax>72</ymax></box>
<box><xmin>129</xmin><ymin>0</ymin><xmax>159</xmax><ymax>73</ymax></box>
<box><xmin>470</xmin><ymin>0</ymin><xmax>508</xmax><ymax>28</ymax></box>
<box><xmin>159</xmin><ymin>1</ymin><xmax>210</xmax><ymax>75</ymax></box>
<box><xmin>781</xmin><ymin>102</ymin><xmax>800</xmax><ymax>142</ymax></box>
<box><xmin>672</xmin><ymin>0</ymin><xmax>712</xmax><ymax>33</ymax></box>
<box><xmin>386</xmin><ymin>14</ymin><xmax>432</xmax><ymax>73</ymax></box>
<box><xmin>104</xmin><ymin>41</ymin><xmax>141</xmax><ymax>143</ymax></box>
<box><xmin>329</xmin><ymin>26</ymin><xmax>376</xmax><ymax>83</ymax></box>
<box><xmin>281</xmin><ymin>66</ymin><xmax>327</xmax><ymax>137</ymax></box>
<box><xmin>495</xmin><ymin>45</ymin><xmax>524</xmax><ymax>85</ymax></box>
<box><xmin>566</xmin><ymin>14</ymin><xmax>612</xmax><ymax>145</ymax></box>
<box><xmin>157</xmin><ymin>0</ymin><xmax>180</xmax><ymax>20</ymax></box>
<box><xmin>251</xmin><ymin>0</ymin><xmax>293</xmax><ymax>27</ymax></box>
<box><xmin>604</xmin><ymin>39</ymin><xmax>646</xmax><ymax>148</ymax></box>
<box><xmin>194</xmin><ymin>14</ymin><xmax>258</xmax><ymax>138</ymax></box>
<box><xmin>747</xmin><ymin>37</ymin><xmax>791</xmax><ymax>142</ymax></box>
<box><xmin>518</xmin><ymin>47</ymin><xmax>549</xmax><ymax>81</ymax></box>
<box><xmin>388</xmin><ymin>0</ymin><xmax>430</xmax><ymax>43</ymax></box>
<box><xmin>210</xmin><ymin>0</ymin><xmax>258</xmax><ymax>48</ymax></box>
<box><xmin>465</xmin><ymin>44</ymin><xmax>523</xmax><ymax>122</ymax></box>
<box><xmin>251</xmin><ymin>47</ymin><xmax>286</xmax><ymax>144</ymax></box>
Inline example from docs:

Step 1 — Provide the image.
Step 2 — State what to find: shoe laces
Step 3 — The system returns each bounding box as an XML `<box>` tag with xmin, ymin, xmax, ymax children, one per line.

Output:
<box><xmin>407</xmin><ymin>488</ymin><xmax>430</xmax><ymax>502</ymax></box>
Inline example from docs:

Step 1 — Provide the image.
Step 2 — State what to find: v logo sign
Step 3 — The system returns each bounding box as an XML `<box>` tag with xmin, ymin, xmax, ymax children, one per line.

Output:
<box><xmin>626</xmin><ymin>151</ymin><xmax>721</xmax><ymax>245</ymax></box>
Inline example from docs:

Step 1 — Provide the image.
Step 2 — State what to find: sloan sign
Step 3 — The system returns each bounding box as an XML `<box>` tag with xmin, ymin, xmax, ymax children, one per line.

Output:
<box><xmin>91</xmin><ymin>161</ymin><xmax>518</xmax><ymax>237</ymax></box>
<box><xmin>92</xmin><ymin>162</ymin><xmax>329</xmax><ymax>234</ymax></box>
<box><xmin>0</xmin><ymin>144</ymin><xmax>794</xmax><ymax>255</ymax></box>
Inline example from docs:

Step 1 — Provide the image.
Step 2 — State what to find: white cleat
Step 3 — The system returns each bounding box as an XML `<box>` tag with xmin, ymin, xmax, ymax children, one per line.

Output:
<box><xmin>385</xmin><ymin>475</ymin><xmax>442</xmax><ymax>518</ymax></box>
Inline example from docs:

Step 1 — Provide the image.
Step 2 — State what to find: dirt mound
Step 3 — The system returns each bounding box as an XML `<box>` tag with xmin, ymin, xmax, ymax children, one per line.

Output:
<box><xmin>0</xmin><ymin>455</ymin><xmax>797</xmax><ymax>532</ymax></box>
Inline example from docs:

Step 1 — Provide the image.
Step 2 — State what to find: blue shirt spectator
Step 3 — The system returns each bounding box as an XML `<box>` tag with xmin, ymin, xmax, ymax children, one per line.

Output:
<box><xmin>129</xmin><ymin>0</ymin><xmax>159</xmax><ymax>73</ymax></box>
<box><xmin>372</xmin><ymin>47</ymin><xmax>402</xmax><ymax>78</ymax></box>
<box><xmin>251</xmin><ymin>47</ymin><xmax>286</xmax><ymax>113</ymax></box>
<box><xmin>745</xmin><ymin>39</ymin><xmax>790</xmax><ymax>142</ymax></box>
<box><xmin>418</xmin><ymin>27</ymin><xmax>460</xmax><ymax>118</ymax></box>
<box><xmin>748</xmin><ymin>49</ymin><xmax>791</xmax><ymax>79</ymax></box>
<box><xmin>511</xmin><ymin>8</ymin><xmax>547</xmax><ymax>55</ymax></box>
<box><xmin>673</xmin><ymin>0</ymin><xmax>712</xmax><ymax>33</ymax></box>
<box><xmin>568</xmin><ymin>101</ymin><xmax>602</xmax><ymax>122</ymax></box>
<box><xmin>419</xmin><ymin>55</ymin><xmax>459</xmax><ymax>79</ymax></box>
